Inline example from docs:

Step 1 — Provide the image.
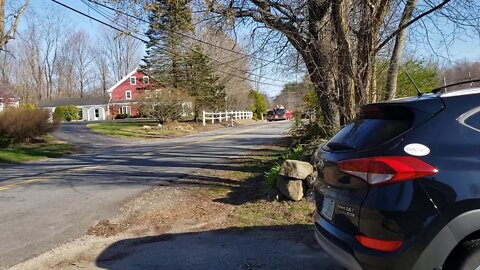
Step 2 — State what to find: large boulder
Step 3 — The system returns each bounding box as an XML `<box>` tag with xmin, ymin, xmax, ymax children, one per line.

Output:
<box><xmin>276</xmin><ymin>176</ymin><xmax>304</xmax><ymax>201</ymax></box>
<box><xmin>279</xmin><ymin>160</ymin><xmax>314</xmax><ymax>180</ymax></box>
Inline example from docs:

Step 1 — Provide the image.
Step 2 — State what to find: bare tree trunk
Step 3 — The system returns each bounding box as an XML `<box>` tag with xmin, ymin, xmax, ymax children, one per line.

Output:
<box><xmin>371</xmin><ymin>62</ymin><xmax>378</xmax><ymax>103</ymax></box>
<box><xmin>385</xmin><ymin>0</ymin><xmax>418</xmax><ymax>100</ymax></box>
<box><xmin>318</xmin><ymin>92</ymin><xmax>340</xmax><ymax>136</ymax></box>
<box><xmin>0</xmin><ymin>0</ymin><xmax>29</xmax><ymax>49</ymax></box>
<box><xmin>332</xmin><ymin>0</ymin><xmax>355</xmax><ymax>123</ymax></box>
<box><xmin>0</xmin><ymin>1</ymin><xmax>4</xmax><ymax>45</ymax></box>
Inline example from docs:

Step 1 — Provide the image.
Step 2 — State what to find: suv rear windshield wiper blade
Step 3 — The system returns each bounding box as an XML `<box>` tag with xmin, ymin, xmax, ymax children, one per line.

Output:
<box><xmin>326</xmin><ymin>142</ymin><xmax>356</xmax><ymax>151</ymax></box>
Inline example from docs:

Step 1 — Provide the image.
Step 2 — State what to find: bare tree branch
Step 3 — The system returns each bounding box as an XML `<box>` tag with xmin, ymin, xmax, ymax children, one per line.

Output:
<box><xmin>0</xmin><ymin>0</ymin><xmax>30</xmax><ymax>49</ymax></box>
<box><xmin>376</xmin><ymin>0</ymin><xmax>451</xmax><ymax>52</ymax></box>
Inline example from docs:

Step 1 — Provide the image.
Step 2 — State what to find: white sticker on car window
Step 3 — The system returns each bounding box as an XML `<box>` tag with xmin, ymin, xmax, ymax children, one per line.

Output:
<box><xmin>404</xmin><ymin>143</ymin><xmax>430</xmax><ymax>156</ymax></box>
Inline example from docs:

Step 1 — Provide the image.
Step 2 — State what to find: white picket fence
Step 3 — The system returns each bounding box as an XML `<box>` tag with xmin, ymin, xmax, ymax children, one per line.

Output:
<box><xmin>202</xmin><ymin>111</ymin><xmax>253</xmax><ymax>125</ymax></box>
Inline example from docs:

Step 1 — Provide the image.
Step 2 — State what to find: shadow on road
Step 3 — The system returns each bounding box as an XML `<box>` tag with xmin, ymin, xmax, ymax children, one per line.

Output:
<box><xmin>95</xmin><ymin>224</ymin><xmax>341</xmax><ymax>270</ymax></box>
<box><xmin>0</xmin><ymin>137</ymin><xmax>288</xmax><ymax>207</ymax></box>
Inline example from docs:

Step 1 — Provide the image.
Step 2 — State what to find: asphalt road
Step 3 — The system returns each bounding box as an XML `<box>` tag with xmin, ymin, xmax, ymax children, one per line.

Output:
<box><xmin>0</xmin><ymin>120</ymin><xmax>301</xmax><ymax>268</ymax></box>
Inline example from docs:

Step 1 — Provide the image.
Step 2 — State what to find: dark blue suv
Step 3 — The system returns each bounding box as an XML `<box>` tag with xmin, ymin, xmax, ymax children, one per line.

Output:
<box><xmin>314</xmin><ymin>88</ymin><xmax>480</xmax><ymax>270</ymax></box>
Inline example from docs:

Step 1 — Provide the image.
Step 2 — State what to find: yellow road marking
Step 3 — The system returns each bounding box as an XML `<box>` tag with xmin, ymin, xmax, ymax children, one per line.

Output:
<box><xmin>0</xmin><ymin>166</ymin><xmax>102</xmax><ymax>191</ymax></box>
<box><xmin>71</xmin><ymin>165</ymin><xmax>102</xmax><ymax>171</ymax></box>
<box><xmin>0</xmin><ymin>125</ymin><xmax>266</xmax><ymax>192</ymax></box>
<box><xmin>0</xmin><ymin>178</ymin><xmax>49</xmax><ymax>191</ymax></box>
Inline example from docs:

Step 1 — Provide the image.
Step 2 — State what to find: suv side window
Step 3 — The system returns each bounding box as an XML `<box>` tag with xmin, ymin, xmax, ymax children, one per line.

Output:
<box><xmin>465</xmin><ymin>112</ymin><xmax>480</xmax><ymax>130</ymax></box>
<box><xmin>458</xmin><ymin>107</ymin><xmax>480</xmax><ymax>133</ymax></box>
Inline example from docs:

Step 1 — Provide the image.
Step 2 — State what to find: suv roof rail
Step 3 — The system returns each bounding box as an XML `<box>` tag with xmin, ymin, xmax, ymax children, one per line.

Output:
<box><xmin>431</xmin><ymin>79</ymin><xmax>480</xmax><ymax>94</ymax></box>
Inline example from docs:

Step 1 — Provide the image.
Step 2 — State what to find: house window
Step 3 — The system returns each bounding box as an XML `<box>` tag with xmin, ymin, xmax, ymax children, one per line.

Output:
<box><xmin>145</xmin><ymin>90</ymin><xmax>151</xmax><ymax>98</ymax></box>
<box><xmin>130</xmin><ymin>76</ymin><xmax>136</xmax><ymax>85</ymax></box>
<box><xmin>126</xmin><ymin>90</ymin><xmax>132</xmax><ymax>100</ymax></box>
<box><xmin>143</xmin><ymin>76</ymin><xmax>149</xmax><ymax>84</ymax></box>
<box><xmin>94</xmin><ymin>108</ymin><xmax>100</xmax><ymax>118</ymax></box>
<box><xmin>78</xmin><ymin>109</ymin><xmax>83</xmax><ymax>120</ymax></box>
<box><xmin>121</xmin><ymin>106</ymin><xmax>131</xmax><ymax>115</ymax></box>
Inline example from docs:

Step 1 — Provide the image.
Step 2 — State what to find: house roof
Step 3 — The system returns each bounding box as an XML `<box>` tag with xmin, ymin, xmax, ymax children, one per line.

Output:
<box><xmin>38</xmin><ymin>96</ymin><xmax>110</xmax><ymax>107</ymax></box>
<box><xmin>107</xmin><ymin>68</ymin><xmax>139</xmax><ymax>93</ymax></box>
<box><xmin>0</xmin><ymin>83</ymin><xmax>20</xmax><ymax>101</ymax></box>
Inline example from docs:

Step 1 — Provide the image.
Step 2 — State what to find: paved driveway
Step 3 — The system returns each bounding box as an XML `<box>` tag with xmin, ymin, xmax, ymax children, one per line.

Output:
<box><xmin>1</xmin><ymin>121</ymin><xmax>340</xmax><ymax>269</ymax></box>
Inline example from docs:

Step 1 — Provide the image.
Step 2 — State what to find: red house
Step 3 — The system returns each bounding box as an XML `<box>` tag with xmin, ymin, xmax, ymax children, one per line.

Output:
<box><xmin>107</xmin><ymin>68</ymin><xmax>151</xmax><ymax>118</ymax></box>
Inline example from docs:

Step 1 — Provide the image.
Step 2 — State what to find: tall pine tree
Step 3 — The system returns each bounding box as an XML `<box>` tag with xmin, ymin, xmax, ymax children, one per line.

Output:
<box><xmin>141</xmin><ymin>0</ymin><xmax>193</xmax><ymax>87</ymax></box>
<box><xmin>186</xmin><ymin>45</ymin><xmax>226</xmax><ymax>119</ymax></box>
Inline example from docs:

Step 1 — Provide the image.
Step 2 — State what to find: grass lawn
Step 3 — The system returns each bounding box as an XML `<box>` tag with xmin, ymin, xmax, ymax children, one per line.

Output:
<box><xmin>87</xmin><ymin>121</ymin><xmax>224</xmax><ymax>139</ymax></box>
<box><xmin>0</xmin><ymin>136</ymin><xmax>75</xmax><ymax>163</ymax></box>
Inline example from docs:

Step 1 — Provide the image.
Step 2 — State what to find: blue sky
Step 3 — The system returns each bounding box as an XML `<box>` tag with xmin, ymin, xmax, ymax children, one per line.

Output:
<box><xmin>27</xmin><ymin>0</ymin><xmax>298</xmax><ymax>97</ymax></box>
<box><xmin>26</xmin><ymin>0</ymin><xmax>480</xmax><ymax>97</ymax></box>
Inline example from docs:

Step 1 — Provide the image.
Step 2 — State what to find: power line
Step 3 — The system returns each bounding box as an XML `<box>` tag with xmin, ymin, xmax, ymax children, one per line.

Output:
<box><xmin>86</xmin><ymin>0</ymin><xmax>293</xmax><ymax>68</ymax></box>
<box><xmin>80</xmin><ymin>0</ymin><xmax>291</xmax><ymax>84</ymax></box>
<box><xmin>81</xmin><ymin>0</ymin><xmax>291</xmax><ymax>84</ymax></box>
<box><xmin>50</xmin><ymin>0</ymin><xmax>285</xmax><ymax>88</ymax></box>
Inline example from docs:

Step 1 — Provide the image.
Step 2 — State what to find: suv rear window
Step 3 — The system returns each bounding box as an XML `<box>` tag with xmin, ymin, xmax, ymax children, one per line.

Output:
<box><xmin>324</xmin><ymin>105</ymin><xmax>414</xmax><ymax>152</ymax></box>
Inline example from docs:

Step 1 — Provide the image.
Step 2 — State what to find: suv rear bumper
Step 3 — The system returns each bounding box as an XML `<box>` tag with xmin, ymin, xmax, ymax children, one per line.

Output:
<box><xmin>314</xmin><ymin>223</ymin><xmax>362</xmax><ymax>270</ymax></box>
<box><xmin>314</xmin><ymin>210</ymin><xmax>449</xmax><ymax>270</ymax></box>
<box><xmin>314</xmin><ymin>210</ymin><xmax>362</xmax><ymax>269</ymax></box>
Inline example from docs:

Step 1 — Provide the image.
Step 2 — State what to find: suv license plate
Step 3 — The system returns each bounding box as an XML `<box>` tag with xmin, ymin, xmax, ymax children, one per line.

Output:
<box><xmin>321</xmin><ymin>197</ymin><xmax>335</xmax><ymax>220</ymax></box>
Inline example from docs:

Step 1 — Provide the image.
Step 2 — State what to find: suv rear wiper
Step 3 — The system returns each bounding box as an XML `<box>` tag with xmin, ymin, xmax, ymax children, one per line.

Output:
<box><xmin>431</xmin><ymin>79</ymin><xmax>480</xmax><ymax>94</ymax></box>
<box><xmin>326</xmin><ymin>142</ymin><xmax>356</xmax><ymax>151</ymax></box>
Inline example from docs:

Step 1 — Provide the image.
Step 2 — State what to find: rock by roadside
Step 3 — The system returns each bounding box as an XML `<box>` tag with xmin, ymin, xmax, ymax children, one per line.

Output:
<box><xmin>279</xmin><ymin>160</ymin><xmax>314</xmax><ymax>180</ymax></box>
<box><xmin>276</xmin><ymin>175</ymin><xmax>305</xmax><ymax>201</ymax></box>
<box><xmin>276</xmin><ymin>160</ymin><xmax>315</xmax><ymax>201</ymax></box>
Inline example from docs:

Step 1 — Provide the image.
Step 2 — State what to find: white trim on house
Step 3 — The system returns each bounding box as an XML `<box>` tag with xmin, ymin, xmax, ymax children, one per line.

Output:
<box><xmin>106</xmin><ymin>68</ymin><xmax>139</xmax><ymax>93</ymax></box>
<box><xmin>84</xmin><ymin>106</ymin><xmax>106</xmax><ymax>121</ymax></box>
<box><xmin>130</xmin><ymin>76</ymin><xmax>137</xmax><ymax>85</ymax></box>
<box><xmin>112</xmin><ymin>101</ymin><xmax>139</xmax><ymax>106</ymax></box>
<box><xmin>0</xmin><ymin>100</ymin><xmax>19</xmax><ymax>112</ymax></box>
<box><xmin>125</xmin><ymin>90</ymin><xmax>132</xmax><ymax>100</ymax></box>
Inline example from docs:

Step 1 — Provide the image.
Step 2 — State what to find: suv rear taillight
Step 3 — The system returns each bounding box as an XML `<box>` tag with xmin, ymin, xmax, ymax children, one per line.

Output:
<box><xmin>355</xmin><ymin>235</ymin><xmax>403</xmax><ymax>252</ymax></box>
<box><xmin>337</xmin><ymin>156</ymin><xmax>438</xmax><ymax>186</ymax></box>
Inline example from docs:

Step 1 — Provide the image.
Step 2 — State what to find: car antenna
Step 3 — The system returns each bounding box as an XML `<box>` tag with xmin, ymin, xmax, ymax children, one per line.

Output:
<box><xmin>405</xmin><ymin>72</ymin><xmax>423</xmax><ymax>97</ymax></box>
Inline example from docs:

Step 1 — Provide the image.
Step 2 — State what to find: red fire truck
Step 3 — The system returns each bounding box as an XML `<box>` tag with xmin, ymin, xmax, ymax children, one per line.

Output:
<box><xmin>267</xmin><ymin>105</ymin><xmax>293</xmax><ymax>121</ymax></box>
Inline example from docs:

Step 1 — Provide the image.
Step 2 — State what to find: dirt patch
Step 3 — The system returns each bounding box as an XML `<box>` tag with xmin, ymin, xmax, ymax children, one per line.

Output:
<box><xmin>87</xmin><ymin>220</ymin><xmax>129</xmax><ymax>238</ymax></box>
<box><xmin>84</xmin><ymin>185</ymin><xmax>236</xmax><ymax>240</ymax></box>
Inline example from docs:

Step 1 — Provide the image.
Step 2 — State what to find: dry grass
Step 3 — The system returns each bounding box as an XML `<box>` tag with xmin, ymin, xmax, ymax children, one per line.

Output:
<box><xmin>87</xmin><ymin>121</ymin><xmax>227</xmax><ymax>139</ymax></box>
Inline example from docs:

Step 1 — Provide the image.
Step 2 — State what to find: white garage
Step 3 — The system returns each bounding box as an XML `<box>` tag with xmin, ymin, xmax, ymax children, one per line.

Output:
<box><xmin>38</xmin><ymin>97</ymin><xmax>110</xmax><ymax>121</ymax></box>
